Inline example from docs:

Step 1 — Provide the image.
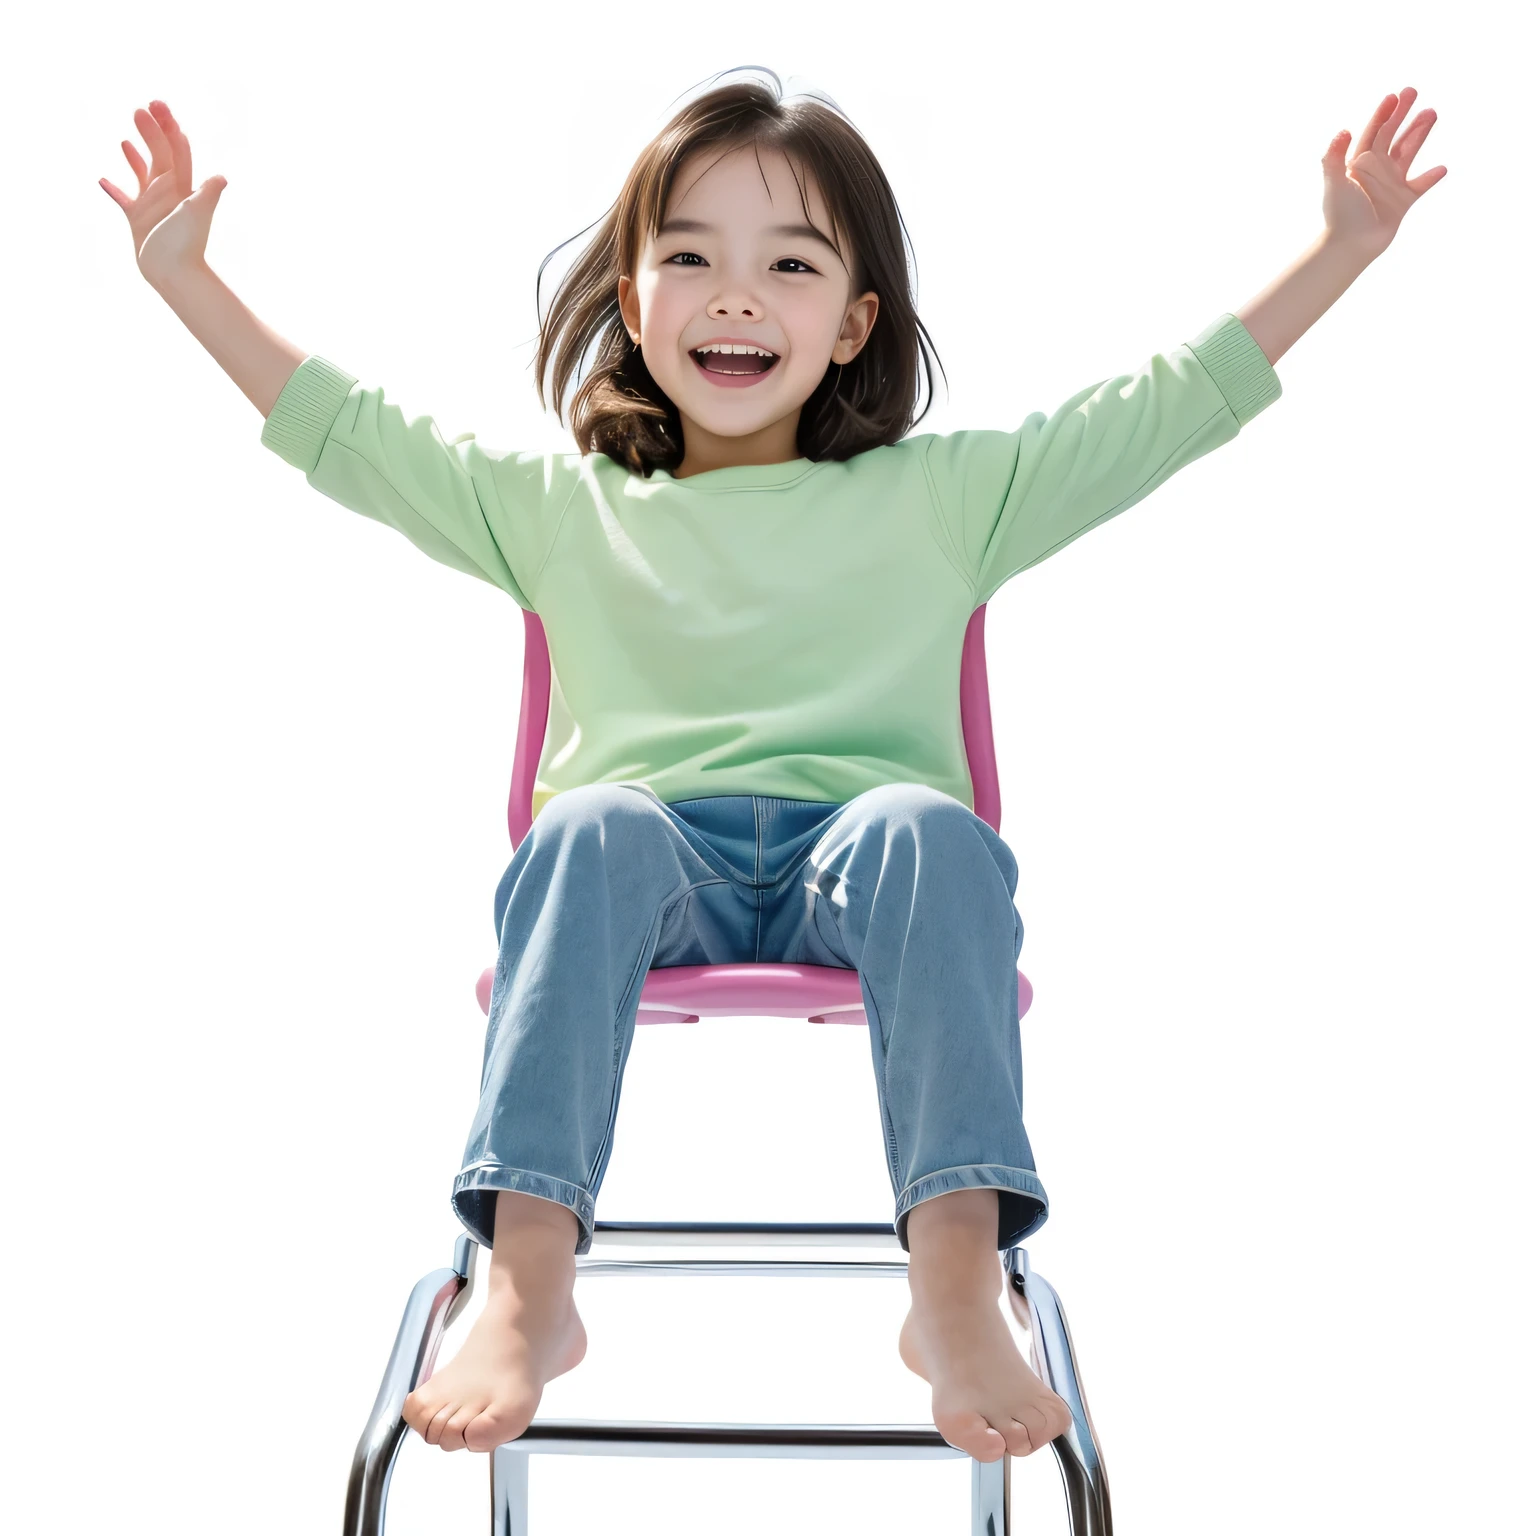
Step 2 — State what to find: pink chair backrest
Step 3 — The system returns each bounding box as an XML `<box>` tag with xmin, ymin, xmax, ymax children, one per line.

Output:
<box><xmin>507</xmin><ymin>604</ymin><xmax>1001</xmax><ymax>850</ymax></box>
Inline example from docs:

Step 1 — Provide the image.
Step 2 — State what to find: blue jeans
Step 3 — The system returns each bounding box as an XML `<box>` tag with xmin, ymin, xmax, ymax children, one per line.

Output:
<box><xmin>451</xmin><ymin>782</ymin><xmax>1049</xmax><ymax>1256</ymax></box>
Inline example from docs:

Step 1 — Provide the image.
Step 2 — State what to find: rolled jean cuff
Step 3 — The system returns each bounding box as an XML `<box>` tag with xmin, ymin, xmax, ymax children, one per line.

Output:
<box><xmin>451</xmin><ymin>1162</ymin><xmax>596</xmax><ymax>1256</ymax></box>
<box><xmin>894</xmin><ymin>1164</ymin><xmax>1050</xmax><ymax>1252</ymax></box>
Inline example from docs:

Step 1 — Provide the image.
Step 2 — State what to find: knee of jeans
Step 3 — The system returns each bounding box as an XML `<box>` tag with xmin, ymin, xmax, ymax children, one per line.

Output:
<box><xmin>854</xmin><ymin>782</ymin><xmax>980</xmax><ymax>840</ymax></box>
<box><xmin>857</xmin><ymin>783</ymin><xmax>1018</xmax><ymax>884</ymax></box>
<box><xmin>813</xmin><ymin>783</ymin><xmax>970</xmax><ymax>863</ymax></box>
<box><xmin>530</xmin><ymin>781</ymin><xmax>662</xmax><ymax>839</ymax></box>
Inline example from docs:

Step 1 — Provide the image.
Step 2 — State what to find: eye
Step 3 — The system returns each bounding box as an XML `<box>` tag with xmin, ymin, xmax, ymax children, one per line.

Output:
<box><xmin>662</xmin><ymin>252</ymin><xmax>818</xmax><ymax>274</ymax></box>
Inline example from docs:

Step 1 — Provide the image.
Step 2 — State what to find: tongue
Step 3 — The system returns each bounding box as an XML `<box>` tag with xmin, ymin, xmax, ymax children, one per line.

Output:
<box><xmin>700</xmin><ymin>351</ymin><xmax>771</xmax><ymax>374</ymax></box>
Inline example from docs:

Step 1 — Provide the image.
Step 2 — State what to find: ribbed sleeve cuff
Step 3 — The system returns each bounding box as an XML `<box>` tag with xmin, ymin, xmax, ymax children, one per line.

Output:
<box><xmin>259</xmin><ymin>355</ymin><xmax>359</xmax><ymax>473</ymax></box>
<box><xmin>1187</xmin><ymin>313</ymin><xmax>1282</xmax><ymax>429</ymax></box>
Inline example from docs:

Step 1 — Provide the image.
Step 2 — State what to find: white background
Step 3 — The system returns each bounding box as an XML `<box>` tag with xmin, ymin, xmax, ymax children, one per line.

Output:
<box><xmin>6</xmin><ymin>2</ymin><xmax>1528</xmax><ymax>1532</ymax></box>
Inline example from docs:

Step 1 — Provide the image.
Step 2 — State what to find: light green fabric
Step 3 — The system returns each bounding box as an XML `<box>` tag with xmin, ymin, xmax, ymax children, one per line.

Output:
<box><xmin>261</xmin><ymin>312</ymin><xmax>1279</xmax><ymax>820</ymax></box>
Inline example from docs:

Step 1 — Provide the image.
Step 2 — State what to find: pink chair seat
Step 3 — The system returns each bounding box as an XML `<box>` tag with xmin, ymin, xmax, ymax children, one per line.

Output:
<box><xmin>474</xmin><ymin>961</ymin><xmax>1033</xmax><ymax>1025</ymax></box>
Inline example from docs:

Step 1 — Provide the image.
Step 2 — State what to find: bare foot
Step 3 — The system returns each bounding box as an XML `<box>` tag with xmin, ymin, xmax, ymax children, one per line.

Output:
<box><xmin>402</xmin><ymin>1280</ymin><xmax>588</xmax><ymax>1453</ymax></box>
<box><xmin>899</xmin><ymin>1287</ymin><xmax>1073</xmax><ymax>1461</ymax></box>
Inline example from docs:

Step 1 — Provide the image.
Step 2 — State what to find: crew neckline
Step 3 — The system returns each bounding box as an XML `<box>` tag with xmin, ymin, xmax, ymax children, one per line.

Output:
<box><xmin>649</xmin><ymin>457</ymin><xmax>817</xmax><ymax>490</ymax></box>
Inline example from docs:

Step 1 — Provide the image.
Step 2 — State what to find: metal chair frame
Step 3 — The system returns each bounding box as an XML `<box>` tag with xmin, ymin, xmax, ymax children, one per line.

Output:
<box><xmin>343</xmin><ymin>605</ymin><xmax>1113</xmax><ymax>1535</ymax></box>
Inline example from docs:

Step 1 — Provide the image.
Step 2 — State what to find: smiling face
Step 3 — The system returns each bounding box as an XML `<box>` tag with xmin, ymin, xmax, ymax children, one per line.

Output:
<box><xmin>617</xmin><ymin>144</ymin><xmax>879</xmax><ymax>478</ymax></box>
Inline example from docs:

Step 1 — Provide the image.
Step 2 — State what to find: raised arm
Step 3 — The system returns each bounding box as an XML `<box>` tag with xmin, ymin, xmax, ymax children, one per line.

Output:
<box><xmin>105</xmin><ymin>97</ymin><xmax>580</xmax><ymax>614</ymax></box>
<box><xmin>100</xmin><ymin>99</ymin><xmax>304</xmax><ymax>418</ymax></box>
<box><xmin>151</xmin><ymin>261</ymin><xmax>307</xmax><ymax>420</ymax></box>
<box><xmin>1234</xmin><ymin>86</ymin><xmax>1446</xmax><ymax>366</ymax></box>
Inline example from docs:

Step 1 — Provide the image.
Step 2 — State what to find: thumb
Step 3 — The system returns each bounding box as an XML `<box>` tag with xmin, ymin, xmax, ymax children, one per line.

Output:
<box><xmin>195</xmin><ymin>175</ymin><xmax>227</xmax><ymax>198</ymax></box>
<box><xmin>1323</xmin><ymin>131</ymin><xmax>1350</xmax><ymax>176</ymax></box>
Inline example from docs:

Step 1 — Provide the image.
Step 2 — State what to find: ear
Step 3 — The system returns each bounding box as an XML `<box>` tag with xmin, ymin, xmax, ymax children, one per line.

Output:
<box><xmin>835</xmin><ymin>290</ymin><xmax>880</xmax><ymax>363</ymax></box>
<box><xmin>617</xmin><ymin>275</ymin><xmax>640</xmax><ymax>343</ymax></box>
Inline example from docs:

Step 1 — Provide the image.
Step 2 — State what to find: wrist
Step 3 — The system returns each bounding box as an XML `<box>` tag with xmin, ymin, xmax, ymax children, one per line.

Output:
<box><xmin>1319</xmin><ymin>227</ymin><xmax>1387</xmax><ymax>270</ymax></box>
<box><xmin>144</xmin><ymin>256</ymin><xmax>213</xmax><ymax>298</ymax></box>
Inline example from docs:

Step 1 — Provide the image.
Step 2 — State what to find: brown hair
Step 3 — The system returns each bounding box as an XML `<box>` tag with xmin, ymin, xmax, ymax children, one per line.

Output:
<box><xmin>531</xmin><ymin>66</ymin><xmax>947</xmax><ymax>476</ymax></box>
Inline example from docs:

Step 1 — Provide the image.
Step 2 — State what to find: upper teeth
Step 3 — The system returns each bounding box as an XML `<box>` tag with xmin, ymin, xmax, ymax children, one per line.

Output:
<box><xmin>696</xmin><ymin>343</ymin><xmax>776</xmax><ymax>357</ymax></box>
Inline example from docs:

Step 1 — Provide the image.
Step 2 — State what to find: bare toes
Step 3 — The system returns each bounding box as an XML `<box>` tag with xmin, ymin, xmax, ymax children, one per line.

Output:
<box><xmin>462</xmin><ymin>1399</ymin><xmax>537</xmax><ymax>1454</ymax></box>
<box><xmin>934</xmin><ymin>1407</ymin><xmax>1007</xmax><ymax>1462</ymax></box>
<box><xmin>424</xmin><ymin>1400</ymin><xmax>462</xmax><ymax>1447</ymax></box>
<box><xmin>438</xmin><ymin>1401</ymin><xmax>492</xmax><ymax>1452</ymax></box>
<box><xmin>999</xmin><ymin>1418</ymin><xmax>1036</xmax><ymax>1457</ymax></box>
<box><xmin>402</xmin><ymin>1387</ymin><xmax>439</xmax><ymax>1438</ymax></box>
<box><xmin>1034</xmin><ymin>1396</ymin><xmax>1075</xmax><ymax>1444</ymax></box>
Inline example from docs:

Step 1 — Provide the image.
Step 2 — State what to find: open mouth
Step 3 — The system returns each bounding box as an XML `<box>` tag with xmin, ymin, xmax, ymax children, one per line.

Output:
<box><xmin>690</xmin><ymin>348</ymin><xmax>781</xmax><ymax>379</ymax></box>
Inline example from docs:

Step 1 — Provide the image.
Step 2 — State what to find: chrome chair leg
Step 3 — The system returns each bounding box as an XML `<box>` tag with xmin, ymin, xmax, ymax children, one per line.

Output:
<box><xmin>972</xmin><ymin>1451</ymin><xmax>1009</xmax><ymax>1535</ymax></box>
<box><xmin>1005</xmin><ymin>1248</ymin><xmax>1113</xmax><ymax>1536</ymax></box>
<box><xmin>492</xmin><ymin>1445</ymin><xmax>530</xmax><ymax>1536</ymax></box>
<box><xmin>343</xmin><ymin>1234</ymin><xmax>478</xmax><ymax>1536</ymax></box>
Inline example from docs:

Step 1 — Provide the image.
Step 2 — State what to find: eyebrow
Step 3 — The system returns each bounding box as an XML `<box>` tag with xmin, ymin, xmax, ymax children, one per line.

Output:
<box><xmin>656</xmin><ymin>217</ymin><xmax>840</xmax><ymax>254</ymax></box>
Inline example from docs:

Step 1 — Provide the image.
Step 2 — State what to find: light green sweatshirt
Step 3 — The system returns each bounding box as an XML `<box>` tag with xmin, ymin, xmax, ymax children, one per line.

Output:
<box><xmin>260</xmin><ymin>312</ymin><xmax>1280</xmax><ymax>821</ymax></box>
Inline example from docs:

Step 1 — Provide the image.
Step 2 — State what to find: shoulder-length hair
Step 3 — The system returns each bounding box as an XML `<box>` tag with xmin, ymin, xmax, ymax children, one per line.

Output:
<box><xmin>532</xmin><ymin>67</ymin><xmax>947</xmax><ymax>476</ymax></box>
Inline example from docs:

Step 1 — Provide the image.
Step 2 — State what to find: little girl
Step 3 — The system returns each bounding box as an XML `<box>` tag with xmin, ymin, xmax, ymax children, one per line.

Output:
<box><xmin>109</xmin><ymin>67</ymin><xmax>1435</xmax><ymax>1470</ymax></box>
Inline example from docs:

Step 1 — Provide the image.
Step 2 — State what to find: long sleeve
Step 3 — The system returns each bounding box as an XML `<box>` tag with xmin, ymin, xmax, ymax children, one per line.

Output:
<box><xmin>920</xmin><ymin>312</ymin><xmax>1282</xmax><ymax>605</ymax></box>
<box><xmin>259</xmin><ymin>355</ymin><xmax>579</xmax><ymax>610</ymax></box>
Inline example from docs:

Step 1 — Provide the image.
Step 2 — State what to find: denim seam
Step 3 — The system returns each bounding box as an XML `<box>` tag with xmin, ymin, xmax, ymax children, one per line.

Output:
<box><xmin>881</xmin><ymin>1058</ymin><xmax>901</xmax><ymax>1187</ymax></box>
<box><xmin>808</xmin><ymin>876</ymin><xmax>853</xmax><ymax>968</ymax></box>
<box><xmin>586</xmin><ymin>876</ymin><xmax>728</xmax><ymax>1192</ymax></box>
<box><xmin>668</xmin><ymin>814</ymin><xmax>765</xmax><ymax>889</ymax></box>
<box><xmin>752</xmin><ymin>798</ymin><xmax>765</xmax><ymax>960</ymax></box>
<box><xmin>856</xmin><ymin>974</ymin><xmax>903</xmax><ymax>1185</ymax></box>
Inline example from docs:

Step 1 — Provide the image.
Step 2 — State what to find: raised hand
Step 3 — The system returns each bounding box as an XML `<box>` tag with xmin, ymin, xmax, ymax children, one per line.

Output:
<box><xmin>99</xmin><ymin>100</ymin><xmax>228</xmax><ymax>287</ymax></box>
<box><xmin>1323</xmin><ymin>87</ymin><xmax>1447</xmax><ymax>257</ymax></box>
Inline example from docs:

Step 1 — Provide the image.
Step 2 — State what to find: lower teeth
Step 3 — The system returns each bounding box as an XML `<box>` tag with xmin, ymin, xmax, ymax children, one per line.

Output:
<box><xmin>697</xmin><ymin>355</ymin><xmax>774</xmax><ymax>375</ymax></box>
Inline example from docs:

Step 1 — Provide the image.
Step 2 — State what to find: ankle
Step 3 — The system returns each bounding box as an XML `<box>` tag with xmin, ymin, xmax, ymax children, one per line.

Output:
<box><xmin>491</xmin><ymin>1190</ymin><xmax>581</xmax><ymax>1247</ymax></box>
<box><xmin>908</xmin><ymin>1250</ymin><xmax>1003</xmax><ymax>1304</ymax></box>
<box><xmin>486</xmin><ymin>1191</ymin><xmax>581</xmax><ymax>1291</ymax></box>
<box><xmin>905</xmin><ymin>1190</ymin><xmax>1003</xmax><ymax>1299</ymax></box>
<box><xmin>486</xmin><ymin>1246</ymin><xmax>577</xmax><ymax>1303</ymax></box>
<box><xmin>907</xmin><ymin>1245</ymin><xmax>1003</xmax><ymax>1303</ymax></box>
